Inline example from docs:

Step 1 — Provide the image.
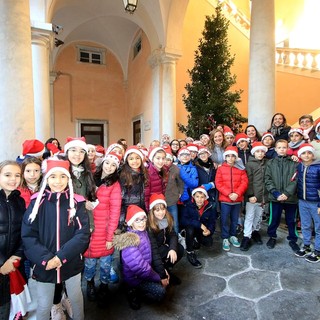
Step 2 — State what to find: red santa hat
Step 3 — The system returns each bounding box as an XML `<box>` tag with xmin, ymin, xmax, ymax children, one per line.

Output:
<box><xmin>197</xmin><ymin>146</ymin><xmax>212</xmax><ymax>156</ymax></box>
<box><xmin>187</xmin><ymin>143</ymin><xmax>199</xmax><ymax>153</ymax></box>
<box><xmin>126</xmin><ymin>205</ymin><xmax>147</xmax><ymax>226</ymax></box>
<box><xmin>22</xmin><ymin>139</ymin><xmax>45</xmax><ymax>157</ymax></box>
<box><xmin>28</xmin><ymin>158</ymin><xmax>75</xmax><ymax>223</ymax></box>
<box><xmin>235</xmin><ymin>133</ymin><xmax>250</xmax><ymax>145</ymax></box>
<box><xmin>64</xmin><ymin>137</ymin><xmax>88</xmax><ymax>153</ymax></box>
<box><xmin>288</xmin><ymin>128</ymin><xmax>309</xmax><ymax>140</ymax></box>
<box><xmin>177</xmin><ymin>147</ymin><xmax>191</xmax><ymax>157</ymax></box>
<box><xmin>261</xmin><ymin>132</ymin><xmax>275</xmax><ymax>141</ymax></box>
<box><xmin>124</xmin><ymin>146</ymin><xmax>144</xmax><ymax>163</ymax></box>
<box><xmin>200</xmin><ymin>134</ymin><xmax>210</xmax><ymax>140</ymax></box>
<box><xmin>95</xmin><ymin>145</ymin><xmax>105</xmax><ymax>157</ymax></box>
<box><xmin>149</xmin><ymin>193</ymin><xmax>167</xmax><ymax>210</ymax></box>
<box><xmin>103</xmin><ymin>152</ymin><xmax>122</xmax><ymax>169</ymax></box>
<box><xmin>105</xmin><ymin>143</ymin><xmax>125</xmax><ymax>156</ymax></box>
<box><xmin>297</xmin><ymin>143</ymin><xmax>315</xmax><ymax>158</ymax></box>
<box><xmin>46</xmin><ymin>143</ymin><xmax>60</xmax><ymax>155</ymax></box>
<box><xmin>191</xmin><ymin>186</ymin><xmax>209</xmax><ymax>199</ymax></box>
<box><xmin>251</xmin><ymin>142</ymin><xmax>268</xmax><ymax>155</ymax></box>
<box><xmin>223</xmin><ymin>126</ymin><xmax>234</xmax><ymax>137</ymax></box>
<box><xmin>148</xmin><ymin>146</ymin><xmax>165</xmax><ymax>162</ymax></box>
<box><xmin>223</xmin><ymin>146</ymin><xmax>238</xmax><ymax>159</ymax></box>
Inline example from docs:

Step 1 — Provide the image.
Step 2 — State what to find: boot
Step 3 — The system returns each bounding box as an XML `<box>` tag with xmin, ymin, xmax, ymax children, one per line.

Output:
<box><xmin>252</xmin><ymin>231</ymin><xmax>263</xmax><ymax>245</ymax></box>
<box><xmin>127</xmin><ymin>288</ymin><xmax>141</xmax><ymax>310</ymax></box>
<box><xmin>97</xmin><ymin>283</ymin><xmax>109</xmax><ymax>308</ymax></box>
<box><xmin>240</xmin><ymin>237</ymin><xmax>251</xmax><ymax>251</ymax></box>
<box><xmin>86</xmin><ymin>280</ymin><xmax>96</xmax><ymax>301</ymax></box>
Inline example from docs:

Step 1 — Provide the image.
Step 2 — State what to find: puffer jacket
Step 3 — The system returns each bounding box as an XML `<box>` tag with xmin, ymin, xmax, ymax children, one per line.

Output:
<box><xmin>144</xmin><ymin>163</ymin><xmax>167</xmax><ymax>211</ymax></box>
<box><xmin>297</xmin><ymin>160</ymin><xmax>320</xmax><ymax>204</ymax></box>
<box><xmin>22</xmin><ymin>190</ymin><xmax>90</xmax><ymax>283</ymax></box>
<box><xmin>0</xmin><ymin>189</ymin><xmax>25</xmax><ymax>306</ymax></box>
<box><xmin>245</xmin><ymin>157</ymin><xmax>268</xmax><ymax>203</ymax></box>
<box><xmin>178</xmin><ymin>161</ymin><xmax>198</xmax><ymax>202</ymax></box>
<box><xmin>264</xmin><ymin>156</ymin><xmax>298</xmax><ymax>203</ymax></box>
<box><xmin>113</xmin><ymin>229</ymin><xmax>167</xmax><ymax>287</ymax></box>
<box><xmin>84</xmin><ymin>181</ymin><xmax>121</xmax><ymax>258</ymax></box>
<box><xmin>215</xmin><ymin>162</ymin><xmax>248</xmax><ymax>203</ymax></box>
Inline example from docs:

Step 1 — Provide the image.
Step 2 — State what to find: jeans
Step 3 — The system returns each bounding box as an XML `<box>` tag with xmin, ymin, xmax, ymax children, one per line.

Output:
<box><xmin>220</xmin><ymin>203</ymin><xmax>241</xmax><ymax>239</ymax></box>
<box><xmin>84</xmin><ymin>255</ymin><xmax>112</xmax><ymax>284</ymax></box>
<box><xmin>36</xmin><ymin>273</ymin><xmax>84</xmax><ymax>320</ymax></box>
<box><xmin>299</xmin><ymin>200</ymin><xmax>320</xmax><ymax>251</ymax></box>
<box><xmin>243</xmin><ymin>202</ymin><xmax>263</xmax><ymax>238</ymax></box>
<box><xmin>167</xmin><ymin>204</ymin><xmax>179</xmax><ymax>233</ymax></box>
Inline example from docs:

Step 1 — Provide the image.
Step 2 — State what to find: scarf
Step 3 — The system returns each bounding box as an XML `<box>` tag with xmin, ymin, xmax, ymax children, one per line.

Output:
<box><xmin>288</xmin><ymin>139</ymin><xmax>304</xmax><ymax>149</ymax></box>
<box><xmin>158</xmin><ymin>218</ymin><xmax>168</xmax><ymax>230</ymax></box>
<box><xmin>269</xmin><ymin>124</ymin><xmax>285</xmax><ymax>137</ymax></box>
<box><xmin>197</xmin><ymin>158</ymin><xmax>213</xmax><ymax>169</ymax></box>
<box><xmin>72</xmin><ymin>165</ymin><xmax>84</xmax><ymax>179</ymax></box>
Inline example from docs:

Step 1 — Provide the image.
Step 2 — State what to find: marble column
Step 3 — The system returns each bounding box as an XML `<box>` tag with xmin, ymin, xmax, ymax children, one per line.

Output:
<box><xmin>0</xmin><ymin>0</ymin><xmax>35</xmax><ymax>161</ymax></box>
<box><xmin>248</xmin><ymin>0</ymin><xmax>275</xmax><ymax>132</ymax></box>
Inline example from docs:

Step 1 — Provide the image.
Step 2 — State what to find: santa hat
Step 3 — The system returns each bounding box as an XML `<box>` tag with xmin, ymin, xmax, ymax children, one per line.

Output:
<box><xmin>235</xmin><ymin>133</ymin><xmax>250</xmax><ymax>145</ymax></box>
<box><xmin>261</xmin><ymin>132</ymin><xmax>275</xmax><ymax>141</ymax></box>
<box><xmin>126</xmin><ymin>205</ymin><xmax>147</xmax><ymax>226</ymax></box>
<box><xmin>149</xmin><ymin>193</ymin><xmax>167</xmax><ymax>210</ymax></box>
<box><xmin>315</xmin><ymin>119</ymin><xmax>320</xmax><ymax>133</ymax></box>
<box><xmin>64</xmin><ymin>137</ymin><xmax>88</xmax><ymax>153</ymax></box>
<box><xmin>197</xmin><ymin>146</ymin><xmax>212</xmax><ymax>156</ymax></box>
<box><xmin>28</xmin><ymin>158</ymin><xmax>75</xmax><ymax>223</ymax></box>
<box><xmin>200</xmin><ymin>134</ymin><xmax>210</xmax><ymax>140</ymax></box>
<box><xmin>223</xmin><ymin>126</ymin><xmax>234</xmax><ymax>137</ymax></box>
<box><xmin>297</xmin><ymin>143</ymin><xmax>315</xmax><ymax>158</ymax></box>
<box><xmin>187</xmin><ymin>143</ymin><xmax>199</xmax><ymax>153</ymax></box>
<box><xmin>251</xmin><ymin>142</ymin><xmax>268</xmax><ymax>155</ymax></box>
<box><xmin>191</xmin><ymin>186</ymin><xmax>209</xmax><ymax>199</ymax></box>
<box><xmin>223</xmin><ymin>146</ymin><xmax>238</xmax><ymax>159</ymax></box>
<box><xmin>289</xmin><ymin>128</ymin><xmax>309</xmax><ymax>140</ymax></box>
<box><xmin>87</xmin><ymin>144</ymin><xmax>96</xmax><ymax>151</ymax></box>
<box><xmin>163</xmin><ymin>146</ymin><xmax>173</xmax><ymax>161</ymax></box>
<box><xmin>148</xmin><ymin>146</ymin><xmax>165</xmax><ymax>162</ymax></box>
<box><xmin>124</xmin><ymin>146</ymin><xmax>144</xmax><ymax>163</ymax></box>
<box><xmin>46</xmin><ymin>143</ymin><xmax>60</xmax><ymax>155</ymax></box>
<box><xmin>95</xmin><ymin>145</ymin><xmax>105</xmax><ymax>157</ymax></box>
<box><xmin>106</xmin><ymin>143</ymin><xmax>124</xmax><ymax>156</ymax></box>
<box><xmin>177</xmin><ymin>147</ymin><xmax>191</xmax><ymax>157</ymax></box>
<box><xmin>22</xmin><ymin>139</ymin><xmax>45</xmax><ymax>157</ymax></box>
<box><xmin>103</xmin><ymin>152</ymin><xmax>122</xmax><ymax>169</ymax></box>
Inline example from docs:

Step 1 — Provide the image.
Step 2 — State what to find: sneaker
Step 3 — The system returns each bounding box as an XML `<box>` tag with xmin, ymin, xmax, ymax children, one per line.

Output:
<box><xmin>240</xmin><ymin>237</ymin><xmax>250</xmax><ymax>251</ymax></box>
<box><xmin>86</xmin><ymin>279</ymin><xmax>96</xmax><ymax>301</ymax></box>
<box><xmin>109</xmin><ymin>266</ymin><xmax>119</xmax><ymax>284</ymax></box>
<box><xmin>187</xmin><ymin>251</ymin><xmax>202</xmax><ymax>268</ymax></box>
<box><xmin>289</xmin><ymin>240</ymin><xmax>300</xmax><ymax>253</ymax></box>
<box><xmin>295</xmin><ymin>245</ymin><xmax>312</xmax><ymax>257</ymax></box>
<box><xmin>251</xmin><ymin>231</ymin><xmax>263</xmax><ymax>245</ymax></box>
<box><xmin>266</xmin><ymin>237</ymin><xmax>276</xmax><ymax>249</ymax></box>
<box><xmin>229</xmin><ymin>236</ymin><xmax>241</xmax><ymax>248</ymax></box>
<box><xmin>178</xmin><ymin>233</ymin><xmax>186</xmax><ymax>249</ymax></box>
<box><xmin>193</xmin><ymin>237</ymin><xmax>201</xmax><ymax>250</ymax></box>
<box><xmin>61</xmin><ymin>293</ymin><xmax>73</xmax><ymax>318</ymax></box>
<box><xmin>305</xmin><ymin>250</ymin><xmax>320</xmax><ymax>263</ymax></box>
<box><xmin>222</xmin><ymin>239</ymin><xmax>230</xmax><ymax>251</ymax></box>
<box><xmin>51</xmin><ymin>303</ymin><xmax>66</xmax><ymax>320</ymax></box>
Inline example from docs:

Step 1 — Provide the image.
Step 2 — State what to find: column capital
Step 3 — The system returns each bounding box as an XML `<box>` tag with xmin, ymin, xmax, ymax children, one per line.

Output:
<box><xmin>31</xmin><ymin>22</ymin><xmax>54</xmax><ymax>49</ymax></box>
<box><xmin>148</xmin><ymin>48</ymin><xmax>181</xmax><ymax>69</ymax></box>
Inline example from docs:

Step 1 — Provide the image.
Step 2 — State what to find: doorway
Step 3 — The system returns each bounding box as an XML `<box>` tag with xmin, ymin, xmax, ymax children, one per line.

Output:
<box><xmin>76</xmin><ymin>120</ymin><xmax>108</xmax><ymax>146</ymax></box>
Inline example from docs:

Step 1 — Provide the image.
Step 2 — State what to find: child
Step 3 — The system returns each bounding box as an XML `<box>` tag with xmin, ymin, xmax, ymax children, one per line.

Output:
<box><xmin>295</xmin><ymin>144</ymin><xmax>320</xmax><ymax>263</ymax></box>
<box><xmin>180</xmin><ymin>187</ymin><xmax>216</xmax><ymax>268</ymax></box>
<box><xmin>223</xmin><ymin>127</ymin><xmax>235</xmax><ymax>146</ymax></box>
<box><xmin>87</xmin><ymin>144</ymin><xmax>97</xmax><ymax>173</ymax></box>
<box><xmin>264</xmin><ymin>139</ymin><xmax>299</xmax><ymax>252</ymax></box>
<box><xmin>287</xmin><ymin>128</ymin><xmax>308</xmax><ymax>161</ymax></box>
<box><xmin>144</xmin><ymin>147</ymin><xmax>167</xmax><ymax>211</ymax></box>
<box><xmin>0</xmin><ymin>161</ymin><xmax>26</xmax><ymax>320</ymax></box>
<box><xmin>21</xmin><ymin>158</ymin><xmax>90</xmax><ymax>320</ymax></box>
<box><xmin>113</xmin><ymin>205</ymin><xmax>168</xmax><ymax>310</ymax></box>
<box><xmin>215</xmin><ymin>146</ymin><xmax>248</xmax><ymax>251</ymax></box>
<box><xmin>235</xmin><ymin>133</ymin><xmax>251</xmax><ymax>168</ymax></box>
<box><xmin>148</xmin><ymin>194</ymin><xmax>184</xmax><ymax>284</ymax></box>
<box><xmin>241</xmin><ymin>142</ymin><xmax>268</xmax><ymax>251</ymax></box>
<box><xmin>84</xmin><ymin>152</ymin><xmax>122</xmax><ymax>307</ymax></box>
<box><xmin>261</xmin><ymin>132</ymin><xmax>277</xmax><ymax>159</ymax></box>
<box><xmin>187</xmin><ymin>143</ymin><xmax>199</xmax><ymax>163</ymax></box>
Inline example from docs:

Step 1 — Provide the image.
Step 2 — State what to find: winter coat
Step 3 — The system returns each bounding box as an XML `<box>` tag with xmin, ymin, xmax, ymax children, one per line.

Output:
<box><xmin>17</xmin><ymin>186</ymin><xmax>36</xmax><ymax>209</ymax></box>
<box><xmin>245</xmin><ymin>157</ymin><xmax>268</xmax><ymax>203</ymax></box>
<box><xmin>22</xmin><ymin>190</ymin><xmax>90</xmax><ymax>283</ymax></box>
<box><xmin>180</xmin><ymin>199</ymin><xmax>216</xmax><ymax>234</ymax></box>
<box><xmin>264</xmin><ymin>156</ymin><xmax>298</xmax><ymax>204</ymax></box>
<box><xmin>149</xmin><ymin>224</ymin><xmax>178</xmax><ymax>256</ymax></box>
<box><xmin>178</xmin><ymin>161</ymin><xmax>198</xmax><ymax>202</ymax></box>
<box><xmin>265</xmin><ymin>147</ymin><xmax>277</xmax><ymax>159</ymax></box>
<box><xmin>297</xmin><ymin>160</ymin><xmax>320</xmax><ymax>204</ymax></box>
<box><xmin>215</xmin><ymin>162</ymin><xmax>248</xmax><ymax>203</ymax></box>
<box><xmin>84</xmin><ymin>181</ymin><xmax>121</xmax><ymax>258</ymax></box>
<box><xmin>237</xmin><ymin>147</ymin><xmax>252</xmax><ymax>166</ymax></box>
<box><xmin>165</xmin><ymin>164</ymin><xmax>184</xmax><ymax>207</ymax></box>
<box><xmin>113</xmin><ymin>229</ymin><xmax>167</xmax><ymax>287</ymax></box>
<box><xmin>195</xmin><ymin>159</ymin><xmax>216</xmax><ymax>202</ymax></box>
<box><xmin>144</xmin><ymin>163</ymin><xmax>167</xmax><ymax>211</ymax></box>
<box><xmin>0</xmin><ymin>189</ymin><xmax>25</xmax><ymax>306</ymax></box>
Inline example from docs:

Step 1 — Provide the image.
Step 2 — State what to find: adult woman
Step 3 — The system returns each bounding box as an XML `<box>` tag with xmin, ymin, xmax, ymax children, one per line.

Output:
<box><xmin>245</xmin><ymin>125</ymin><xmax>262</xmax><ymax>145</ymax></box>
<box><xmin>170</xmin><ymin>139</ymin><xmax>180</xmax><ymax>159</ymax></box>
<box><xmin>299</xmin><ymin>114</ymin><xmax>316</xmax><ymax>141</ymax></box>
<box><xmin>208</xmin><ymin>129</ymin><xmax>228</xmax><ymax>168</ymax></box>
<box><xmin>267</xmin><ymin>113</ymin><xmax>291</xmax><ymax>141</ymax></box>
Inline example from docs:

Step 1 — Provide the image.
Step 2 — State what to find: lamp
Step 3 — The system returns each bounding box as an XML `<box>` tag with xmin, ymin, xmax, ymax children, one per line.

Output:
<box><xmin>123</xmin><ymin>0</ymin><xmax>138</xmax><ymax>14</ymax></box>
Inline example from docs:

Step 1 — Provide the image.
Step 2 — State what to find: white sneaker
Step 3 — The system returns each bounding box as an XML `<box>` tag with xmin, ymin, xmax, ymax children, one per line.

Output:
<box><xmin>178</xmin><ymin>233</ymin><xmax>186</xmax><ymax>249</ymax></box>
<box><xmin>51</xmin><ymin>303</ymin><xmax>66</xmax><ymax>320</ymax></box>
<box><xmin>61</xmin><ymin>293</ymin><xmax>73</xmax><ymax>318</ymax></box>
<box><xmin>229</xmin><ymin>236</ymin><xmax>241</xmax><ymax>248</ymax></box>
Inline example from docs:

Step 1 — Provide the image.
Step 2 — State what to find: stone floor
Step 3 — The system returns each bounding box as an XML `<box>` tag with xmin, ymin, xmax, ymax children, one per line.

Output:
<box><xmin>27</xmin><ymin>221</ymin><xmax>320</xmax><ymax>320</ymax></box>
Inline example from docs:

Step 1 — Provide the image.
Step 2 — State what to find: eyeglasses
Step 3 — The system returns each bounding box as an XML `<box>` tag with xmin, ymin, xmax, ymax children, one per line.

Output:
<box><xmin>134</xmin><ymin>217</ymin><xmax>147</xmax><ymax>223</ymax></box>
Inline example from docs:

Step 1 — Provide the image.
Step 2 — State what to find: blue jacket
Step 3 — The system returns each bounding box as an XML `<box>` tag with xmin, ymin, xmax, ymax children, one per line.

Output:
<box><xmin>195</xmin><ymin>159</ymin><xmax>216</xmax><ymax>202</ymax></box>
<box><xmin>297</xmin><ymin>160</ymin><xmax>320</xmax><ymax>205</ymax></box>
<box><xmin>178</xmin><ymin>161</ymin><xmax>199</xmax><ymax>202</ymax></box>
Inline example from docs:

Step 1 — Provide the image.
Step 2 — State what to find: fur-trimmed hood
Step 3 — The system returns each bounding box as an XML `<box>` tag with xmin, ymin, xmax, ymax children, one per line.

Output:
<box><xmin>112</xmin><ymin>230</ymin><xmax>140</xmax><ymax>250</ymax></box>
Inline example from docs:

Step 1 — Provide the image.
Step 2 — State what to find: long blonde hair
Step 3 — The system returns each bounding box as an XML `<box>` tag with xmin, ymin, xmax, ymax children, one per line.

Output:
<box><xmin>148</xmin><ymin>203</ymin><xmax>174</xmax><ymax>233</ymax></box>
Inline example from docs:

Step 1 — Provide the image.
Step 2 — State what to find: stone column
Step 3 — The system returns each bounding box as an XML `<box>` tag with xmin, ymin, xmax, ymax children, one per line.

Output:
<box><xmin>248</xmin><ymin>0</ymin><xmax>275</xmax><ymax>132</ymax></box>
<box><xmin>0</xmin><ymin>0</ymin><xmax>35</xmax><ymax>161</ymax></box>
<box><xmin>32</xmin><ymin>23</ymin><xmax>54</xmax><ymax>142</ymax></box>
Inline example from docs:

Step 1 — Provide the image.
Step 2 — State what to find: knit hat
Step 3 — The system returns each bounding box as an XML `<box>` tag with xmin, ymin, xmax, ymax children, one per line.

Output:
<box><xmin>22</xmin><ymin>139</ymin><xmax>45</xmax><ymax>157</ymax></box>
<box><xmin>191</xmin><ymin>186</ymin><xmax>209</xmax><ymax>199</ymax></box>
<box><xmin>261</xmin><ymin>132</ymin><xmax>275</xmax><ymax>141</ymax></box>
<box><xmin>223</xmin><ymin>146</ymin><xmax>238</xmax><ymax>159</ymax></box>
<box><xmin>124</xmin><ymin>146</ymin><xmax>144</xmax><ymax>163</ymax></box>
<box><xmin>197</xmin><ymin>146</ymin><xmax>212</xmax><ymax>156</ymax></box>
<box><xmin>235</xmin><ymin>133</ymin><xmax>250</xmax><ymax>145</ymax></box>
<box><xmin>251</xmin><ymin>142</ymin><xmax>268</xmax><ymax>155</ymax></box>
<box><xmin>28</xmin><ymin>158</ymin><xmax>75</xmax><ymax>223</ymax></box>
<box><xmin>177</xmin><ymin>147</ymin><xmax>191</xmax><ymax>157</ymax></box>
<box><xmin>148</xmin><ymin>147</ymin><xmax>165</xmax><ymax>162</ymax></box>
<box><xmin>105</xmin><ymin>143</ymin><xmax>124</xmax><ymax>156</ymax></box>
<box><xmin>288</xmin><ymin>128</ymin><xmax>309</xmax><ymax>140</ymax></box>
<box><xmin>149</xmin><ymin>193</ymin><xmax>167</xmax><ymax>210</ymax></box>
<box><xmin>297</xmin><ymin>143</ymin><xmax>315</xmax><ymax>158</ymax></box>
<box><xmin>126</xmin><ymin>205</ymin><xmax>147</xmax><ymax>226</ymax></box>
<box><xmin>64</xmin><ymin>137</ymin><xmax>88</xmax><ymax>153</ymax></box>
<box><xmin>223</xmin><ymin>126</ymin><xmax>234</xmax><ymax>137</ymax></box>
<box><xmin>103</xmin><ymin>152</ymin><xmax>122</xmax><ymax>169</ymax></box>
<box><xmin>95</xmin><ymin>145</ymin><xmax>105</xmax><ymax>157</ymax></box>
<box><xmin>187</xmin><ymin>143</ymin><xmax>199</xmax><ymax>153</ymax></box>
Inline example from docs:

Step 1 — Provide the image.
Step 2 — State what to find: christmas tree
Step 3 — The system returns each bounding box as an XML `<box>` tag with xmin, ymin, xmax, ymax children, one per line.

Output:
<box><xmin>178</xmin><ymin>4</ymin><xmax>247</xmax><ymax>138</ymax></box>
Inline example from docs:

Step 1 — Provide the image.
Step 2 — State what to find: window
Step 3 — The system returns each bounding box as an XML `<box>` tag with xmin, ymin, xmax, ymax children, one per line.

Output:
<box><xmin>77</xmin><ymin>45</ymin><xmax>106</xmax><ymax>65</ymax></box>
<box><xmin>133</xmin><ymin>37</ymin><xmax>142</xmax><ymax>58</ymax></box>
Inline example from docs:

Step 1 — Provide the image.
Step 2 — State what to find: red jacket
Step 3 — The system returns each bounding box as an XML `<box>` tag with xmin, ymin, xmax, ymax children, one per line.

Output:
<box><xmin>84</xmin><ymin>181</ymin><xmax>121</xmax><ymax>258</ymax></box>
<box><xmin>215</xmin><ymin>162</ymin><xmax>248</xmax><ymax>203</ymax></box>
